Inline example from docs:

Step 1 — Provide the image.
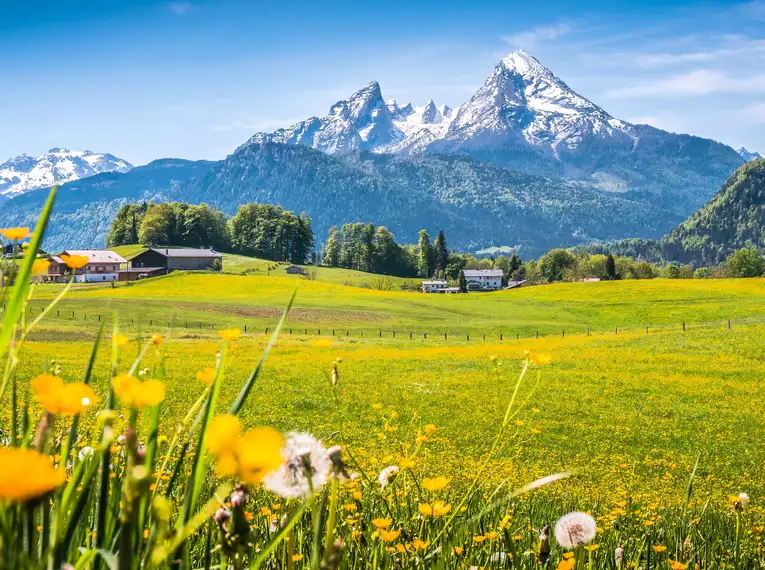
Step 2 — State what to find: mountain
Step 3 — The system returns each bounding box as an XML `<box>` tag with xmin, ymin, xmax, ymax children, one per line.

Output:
<box><xmin>0</xmin><ymin>148</ymin><xmax>133</xmax><ymax>198</ymax></box>
<box><xmin>661</xmin><ymin>159</ymin><xmax>765</xmax><ymax>265</ymax></box>
<box><xmin>0</xmin><ymin>158</ymin><xmax>213</xmax><ymax>251</ymax></box>
<box><xmin>737</xmin><ymin>147</ymin><xmax>763</xmax><ymax>162</ymax></box>
<box><xmin>245</xmin><ymin>50</ymin><xmax>743</xmax><ymax>206</ymax></box>
<box><xmin>587</xmin><ymin>159</ymin><xmax>765</xmax><ymax>266</ymax></box>
<box><xmin>0</xmin><ymin>143</ymin><xmax>674</xmax><ymax>256</ymax></box>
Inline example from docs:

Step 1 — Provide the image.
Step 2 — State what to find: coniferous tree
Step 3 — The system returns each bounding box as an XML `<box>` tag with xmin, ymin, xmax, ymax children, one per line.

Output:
<box><xmin>418</xmin><ymin>230</ymin><xmax>432</xmax><ymax>277</ymax></box>
<box><xmin>458</xmin><ymin>270</ymin><xmax>468</xmax><ymax>293</ymax></box>
<box><xmin>605</xmin><ymin>254</ymin><xmax>619</xmax><ymax>280</ymax></box>
<box><xmin>433</xmin><ymin>230</ymin><xmax>448</xmax><ymax>274</ymax></box>
<box><xmin>323</xmin><ymin>226</ymin><xmax>341</xmax><ymax>267</ymax></box>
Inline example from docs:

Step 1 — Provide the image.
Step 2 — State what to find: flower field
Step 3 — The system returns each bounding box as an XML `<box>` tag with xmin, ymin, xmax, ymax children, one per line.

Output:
<box><xmin>3</xmin><ymin>191</ymin><xmax>765</xmax><ymax>569</ymax></box>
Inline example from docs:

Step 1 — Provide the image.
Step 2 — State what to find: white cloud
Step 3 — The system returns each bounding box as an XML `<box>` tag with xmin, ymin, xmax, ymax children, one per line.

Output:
<box><xmin>502</xmin><ymin>23</ymin><xmax>572</xmax><ymax>48</ymax></box>
<box><xmin>629</xmin><ymin>38</ymin><xmax>765</xmax><ymax>68</ymax></box>
<box><xmin>607</xmin><ymin>69</ymin><xmax>765</xmax><ymax>98</ymax></box>
<box><xmin>168</xmin><ymin>2</ymin><xmax>191</xmax><ymax>16</ymax></box>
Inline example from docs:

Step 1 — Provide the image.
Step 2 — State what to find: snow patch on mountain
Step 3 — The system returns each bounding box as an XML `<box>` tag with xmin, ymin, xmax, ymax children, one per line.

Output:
<box><xmin>737</xmin><ymin>147</ymin><xmax>763</xmax><ymax>161</ymax></box>
<box><xmin>0</xmin><ymin>148</ymin><xmax>133</xmax><ymax>197</ymax></box>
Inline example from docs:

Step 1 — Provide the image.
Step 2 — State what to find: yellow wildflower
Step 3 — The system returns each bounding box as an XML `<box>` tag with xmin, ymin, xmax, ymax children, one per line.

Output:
<box><xmin>372</xmin><ymin>518</ymin><xmax>392</xmax><ymax>529</ymax></box>
<box><xmin>530</xmin><ymin>353</ymin><xmax>551</xmax><ymax>366</ymax></box>
<box><xmin>32</xmin><ymin>374</ymin><xmax>98</xmax><ymax>416</ymax></box>
<box><xmin>196</xmin><ymin>367</ymin><xmax>217</xmax><ymax>385</ymax></box>
<box><xmin>113</xmin><ymin>333</ymin><xmax>129</xmax><ymax>347</ymax></box>
<box><xmin>60</xmin><ymin>254</ymin><xmax>89</xmax><ymax>269</ymax></box>
<box><xmin>669</xmin><ymin>562</ymin><xmax>688</xmax><ymax>570</ymax></box>
<box><xmin>557</xmin><ymin>559</ymin><xmax>575</xmax><ymax>570</ymax></box>
<box><xmin>422</xmin><ymin>476</ymin><xmax>450</xmax><ymax>492</ymax></box>
<box><xmin>218</xmin><ymin>328</ymin><xmax>241</xmax><ymax>341</ymax></box>
<box><xmin>32</xmin><ymin>259</ymin><xmax>50</xmax><ymax>274</ymax></box>
<box><xmin>653</xmin><ymin>545</ymin><xmax>667</xmax><ymax>553</ymax></box>
<box><xmin>377</xmin><ymin>529</ymin><xmax>401</xmax><ymax>542</ymax></box>
<box><xmin>0</xmin><ymin>448</ymin><xmax>65</xmax><ymax>502</ymax></box>
<box><xmin>151</xmin><ymin>334</ymin><xmax>163</xmax><ymax>345</ymax></box>
<box><xmin>0</xmin><ymin>227</ymin><xmax>30</xmax><ymax>241</ymax></box>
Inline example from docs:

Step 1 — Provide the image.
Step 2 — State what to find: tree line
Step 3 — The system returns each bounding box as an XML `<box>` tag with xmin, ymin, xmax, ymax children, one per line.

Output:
<box><xmin>106</xmin><ymin>202</ymin><xmax>314</xmax><ymax>264</ymax></box>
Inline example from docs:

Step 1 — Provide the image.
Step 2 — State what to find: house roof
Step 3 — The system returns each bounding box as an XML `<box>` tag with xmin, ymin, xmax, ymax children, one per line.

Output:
<box><xmin>421</xmin><ymin>280</ymin><xmax>447</xmax><ymax>285</ymax></box>
<box><xmin>118</xmin><ymin>267</ymin><xmax>166</xmax><ymax>274</ymax></box>
<box><xmin>62</xmin><ymin>250</ymin><xmax>127</xmax><ymax>264</ymax></box>
<box><xmin>463</xmin><ymin>269</ymin><xmax>503</xmax><ymax>277</ymax></box>
<box><xmin>148</xmin><ymin>248</ymin><xmax>223</xmax><ymax>258</ymax></box>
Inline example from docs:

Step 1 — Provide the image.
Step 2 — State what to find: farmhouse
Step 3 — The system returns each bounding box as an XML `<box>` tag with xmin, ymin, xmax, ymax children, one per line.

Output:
<box><xmin>421</xmin><ymin>279</ymin><xmax>448</xmax><ymax>293</ymax></box>
<box><xmin>463</xmin><ymin>269</ymin><xmax>503</xmax><ymax>291</ymax></box>
<box><xmin>48</xmin><ymin>250</ymin><xmax>127</xmax><ymax>283</ymax></box>
<box><xmin>129</xmin><ymin>248</ymin><xmax>223</xmax><ymax>271</ymax></box>
<box><xmin>285</xmin><ymin>265</ymin><xmax>306</xmax><ymax>275</ymax></box>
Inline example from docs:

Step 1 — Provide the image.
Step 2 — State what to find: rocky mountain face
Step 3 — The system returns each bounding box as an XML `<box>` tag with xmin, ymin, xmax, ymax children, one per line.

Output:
<box><xmin>246</xmin><ymin>50</ymin><xmax>743</xmax><ymax>203</ymax></box>
<box><xmin>0</xmin><ymin>148</ymin><xmax>133</xmax><ymax>198</ymax></box>
<box><xmin>737</xmin><ymin>147</ymin><xmax>764</xmax><ymax>162</ymax></box>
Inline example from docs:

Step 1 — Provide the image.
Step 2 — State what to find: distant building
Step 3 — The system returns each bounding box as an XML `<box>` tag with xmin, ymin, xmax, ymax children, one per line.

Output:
<box><xmin>582</xmin><ymin>277</ymin><xmax>601</xmax><ymax>283</ymax></box>
<box><xmin>421</xmin><ymin>279</ymin><xmax>448</xmax><ymax>293</ymax></box>
<box><xmin>505</xmin><ymin>280</ymin><xmax>527</xmax><ymax>290</ymax></box>
<box><xmin>463</xmin><ymin>269</ymin><xmax>503</xmax><ymax>291</ymax></box>
<box><xmin>48</xmin><ymin>250</ymin><xmax>127</xmax><ymax>283</ymax></box>
<box><xmin>285</xmin><ymin>265</ymin><xmax>306</xmax><ymax>275</ymax></box>
<box><xmin>129</xmin><ymin>248</ymin><xmax>223</xmax><ymax>272</ymax></box>
<box><xmin>441</xmin><ymin>287</ymin><xmax>461</xmax><ymax>294</ymax></box>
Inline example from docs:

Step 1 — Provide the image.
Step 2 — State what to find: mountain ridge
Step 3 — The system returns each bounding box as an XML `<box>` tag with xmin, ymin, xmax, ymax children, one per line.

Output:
<box><xmin>0</xmin><ymin>148</ymin><xmax>133</xmax><ymax>197</ymax></box>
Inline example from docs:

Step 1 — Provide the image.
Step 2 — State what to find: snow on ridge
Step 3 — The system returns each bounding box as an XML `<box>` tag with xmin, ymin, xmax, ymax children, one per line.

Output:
<box><xmin>0</xmin><ymin>148</ymin><xmax>134</xmax><ymax>197</ymax></box>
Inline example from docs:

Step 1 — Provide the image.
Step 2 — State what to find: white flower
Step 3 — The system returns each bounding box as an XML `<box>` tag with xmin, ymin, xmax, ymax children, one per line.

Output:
<box><xmin>554</xmin><ymin>512</ymin><xmax>597</xmax><ymax>548</ymax></box>
<box><xmin>263</xmin><ymin>433</ymin><xmax>331</xmax><ymax>499</ymax></box>
<box><xmin>739</xmin><ymin>492</ymin><xmax>750</xmax><ymax>506</ymax></box>
<box><xmin>378</xmin><ymin>465</ymin><xmax>400</xmax><ymax>490</ymax></box>
<box><xmin>78</xmin><ymin>446</ymin><xmax>95</xmax><ymax>461</ymax></box>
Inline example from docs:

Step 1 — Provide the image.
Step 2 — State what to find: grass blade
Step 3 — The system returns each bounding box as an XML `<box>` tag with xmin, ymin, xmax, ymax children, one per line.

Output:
<box><xmin>229</xmin><ymin>289</ymin><xmax>296</xmax><ymax>416</ymax></box>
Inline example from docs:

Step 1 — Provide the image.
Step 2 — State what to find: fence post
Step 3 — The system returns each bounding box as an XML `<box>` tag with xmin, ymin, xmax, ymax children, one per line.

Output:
<box><xmin>289</xmin><ymin>328</ymin><xmax>292</xmax><ymax>335</ymax></box>
<box><xmin>410</xmin><ymin>332</ymin><xmax>413</xmax><ymax>340</ymax></box>
<box><xmin>500</xmin><ymin>333</ymin><xmax>503</xmax><ymax>341</ymax></box>
<box><xmin>379</xmin><ymin>330</ymin><xmax>382</xmax><ymax>338</ymax></box>
<box><xmin>587</xmin><ymin>326</ymin><xmax>590</xmax><ymax>336</ymax></box>
<box><xmin>728</xmin><ymin>319</ymin><xmax>731</xmax><ymax>329</ymax></box>
<box><xmin>615</xmin><ymin>327</ymin><xmax>618</xmax><ymax>335</ymax></box>
<box><xmin>562</xmin><ymin>329</ymin><xmax>564</xmax><ymax>338</ymax></box>
<box><xmin>393</xmin><ymin>331</ymin><xmax>396</xmax><ymax>338</ymax></box>
<box><xmin>645</xmin><ymin>326</ymin><xmax>648</xmax><ymax>334</ymax></box>
<box><xmin>332</xmin><ymin>329</ymin><xmax>335</xmax><ymax>336</ymax></box>
<box><xmin>244</xmin><ymin>325</ymin><xmax>247</xmax><ymax>332</ymax></box>
<box><xmin>682</xmin><ymin>322</ymin><xmax>685</xmax><ymax>331</ymax></box>
<box><xmin>318</xmin><ymin>329</ymin><xmax>321</xmax><ymax>336</ymax></box>
<box><xmin>150</xmin><ymin>319</ymin><xmax>152</xmax><ymax>326</ymax></box>
<box><xmin>467</xmin><ymin>334</ymin><xmax>470</xmax><ymax>341</ymax></box>
<box><xmin>424</xmin><ymin>333</ymin><xmax>427</xmax><ymax>339</ymax></box>
<box><xmin>516</xmin><ymin>333</ymin><xmax>519</xmax><ymax>339</ymax></box>
<box><xmin>346</xmin><ymin>330</ymin><xmax>349</xmax><ymax>337</ymax></box>
<box><xmin>483</xmin><ymin>333</ymin><xmax>486</xmax><ymax>341</ymax></box>
<box><xmin>536</xmin><ymin>331</ymin><xmax>539</xmax><ymax>339</ymax></box>
<box><xmin>444</xmin><ymin>332</ymin><xmax>447</xmax><ymax>340</ymax></box>
<box><xmin>98</xmin><ymin>315</ymin><xmax>101</xmax><ymax>322</ymax></box>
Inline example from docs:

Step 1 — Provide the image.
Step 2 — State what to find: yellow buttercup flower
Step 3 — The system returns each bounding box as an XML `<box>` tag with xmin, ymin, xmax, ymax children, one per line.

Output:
<box><xmin>424</xmin><ymin>424</ymin><xmax>437</xmax><ymax>436</ymax></box>
<box><xmin>151</xmin><ymin>334</ymin><xmax>163</xmax><ymax>345</ymax></box>
<box><xmin>422</xmin><ymin>476</ymin><xmax>450</xmax><ymax>492</ymax></box>
<box><xmin>0</xmin><ymin>227</ymin><xmax>30</xmax><ymax>241</ymax></box>
<box><xmin>206</xmin><ymin>415</ymin><xmax>241</xmax><ymax>455</ymax></box>
<box><xmin>377</xmin><ymin>529</ymin><xmax>401</xmax><ymax>542</ymax></box>
<box><xmin>451</xmin><ymin>546</ymin><xmax>464</xmax><ymax>555</ymax></box>
<box><xmin>372</xmin><ymin>518</ymin><xmax>392</xmax><ymax>529</ymax></box>
<box><xmin>530</xmin><ymin>353</ymin><xmax>551</xmax><ymax>366</ymax></box>
<box><xmin>113</xmin><ymin>333</ymin><xmax>129</xmax><ymax>348</ymax></box>
<box><xmin>135</xmin><ymin>379</ymin><xmax>165</xmax><ymax>407</ymax></box>
<box><xmin>196</xmin><ymin>367</ymin><xmax>217</xmax><ymax>385</ymax></box>
<box><xmin>218</xmin><ymin>328</ymin><xmax>241</xmax><ymax>341</ymax></box>
<box><xmin>669</xmin><ymin>562</ymin><xmax>688</xmax><ymax>570</ymax></box>
<box><xmin>32</xmin><ymin>374</ymin><xmax>98</xmax><ymax>416</ymax></box>
<box><xmin>0</xmin><ymin>448</ymin><xmax>65</xmax><ymax>502</ymax></box>
<box><xmin>557</xmin><ymin>559</ymin><xmax>575</xmax><ymax>570</ymax></box>
<box><xmin>235</xmin><ymin>427</ymin><xmax>284</xmax><ymax>485</ymax></box>
<box><xmin>112</xmin><ymin>375</ymin><xmax>164</xmax><ymax>408</ymax></box>
<box><xmin>205</xmin><ymin>415</ymin><xmax>283</xmax><ymax>484</ymax></box>
<box><xmin>653</xmin><ymin>545</ymin><xmax>667</xmax><ymax>553</ymax></box>
<box><xmin>60</xmin><ymin>254</ymin><xmax>89</xmax><ymax>269</ymax></box>
<box><xmin>418</xmin><ymin>501</ymin><xmax>451</xmax><ymax>517</ymax></box>
<box><xmin>32</xmin><ymin>259</ymin><xmax>51</xmax><ymax>274</ymax></box>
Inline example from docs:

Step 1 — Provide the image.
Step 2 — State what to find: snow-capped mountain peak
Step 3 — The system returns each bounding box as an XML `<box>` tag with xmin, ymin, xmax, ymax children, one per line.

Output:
<box><xmin>245</xmin><ymin>50</ymin><xmax>642</xmax><ymax>164</ymax></box>
<box><xmin>0</xmin><ymin>148</ymin><xmax>133</xmax><ymax>197</ymax></box>
<box><xmin>737</xmin><ymin>147</ymin><xmax>763</xmax><ymax>162</ymax></box>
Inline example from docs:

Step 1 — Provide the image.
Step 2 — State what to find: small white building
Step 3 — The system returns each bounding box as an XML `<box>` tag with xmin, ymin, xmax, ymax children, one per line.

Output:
<box><xmin>55</xmin><ymin>250</ymin><xmax>127</xmax><ymax>283</ymax></box>
<box><xmin>463</xmin><ymin>269</ymin><xmax>503</xmax><ymax>291</ymax></box>
<box><xmin>421</xmin><ymin>279</ymin><xmax>448</xmax><ymax>293</ymax></box>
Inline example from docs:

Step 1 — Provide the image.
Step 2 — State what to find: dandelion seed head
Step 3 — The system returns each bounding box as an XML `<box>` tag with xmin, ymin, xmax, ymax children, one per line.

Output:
<box><xmin>263</xmin><ymin>432</ymin><xmax>330</xmax><ymax>499</ymax></box>
<box><xmin>378</xmin><ymin>465</ymin><xmax>400</xmax><ymax>490</ymax></box>
<box><xmin>554</xmin><ymin>512</ymin><xmax>597</xmax><ymax>548</ymax></box>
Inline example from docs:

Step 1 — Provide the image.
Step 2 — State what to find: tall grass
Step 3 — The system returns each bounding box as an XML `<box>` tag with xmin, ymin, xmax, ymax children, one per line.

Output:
<box><xmin>0</xmin><ymin>192</ymin><xmax>760</xmax><ymax>569</ymax></box>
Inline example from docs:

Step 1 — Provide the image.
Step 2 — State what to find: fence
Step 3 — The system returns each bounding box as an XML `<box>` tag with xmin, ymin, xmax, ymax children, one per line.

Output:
<box><xmin>6</xmin><ymin>302</ymin><xmax>745</xmax><ymax>344</ymax></box>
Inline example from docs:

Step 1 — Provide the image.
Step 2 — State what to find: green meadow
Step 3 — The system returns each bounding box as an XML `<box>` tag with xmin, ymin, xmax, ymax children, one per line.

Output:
<box><xmin>8</xmin><ymin>264</ymin><xmax>765</xmax><ymax>568</ymax></box>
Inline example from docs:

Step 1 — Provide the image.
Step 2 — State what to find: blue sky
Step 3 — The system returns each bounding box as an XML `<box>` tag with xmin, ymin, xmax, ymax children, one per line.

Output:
<box><xmin>2</xmin><ymin>0</ymin><xmax>765</xmax><ymax>165</ymax></box>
